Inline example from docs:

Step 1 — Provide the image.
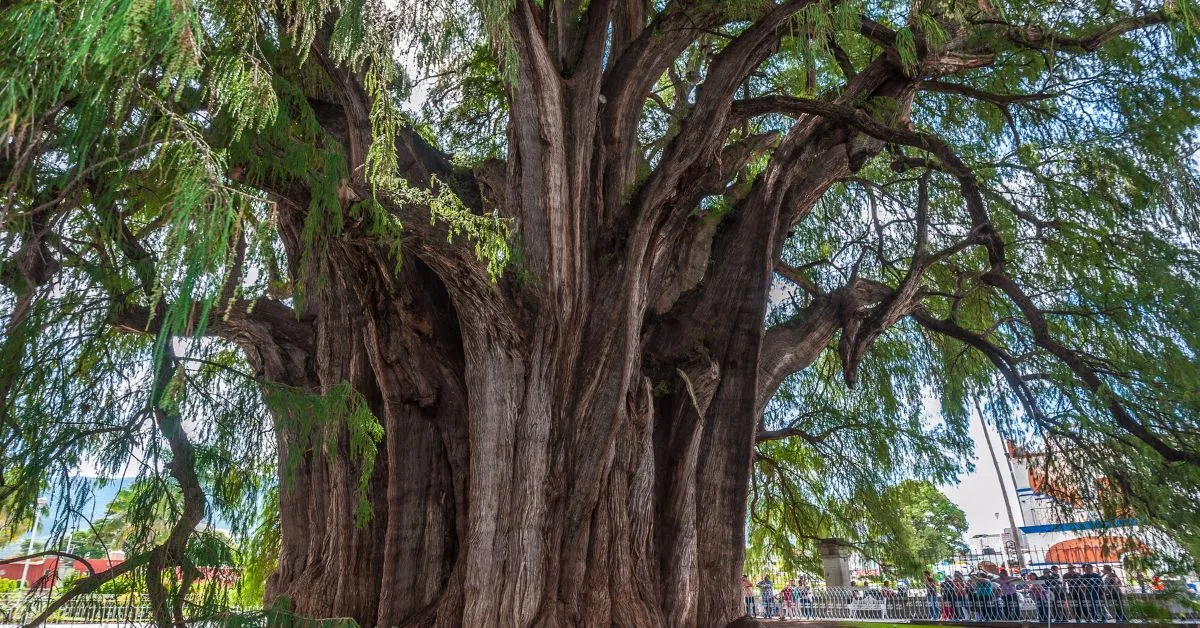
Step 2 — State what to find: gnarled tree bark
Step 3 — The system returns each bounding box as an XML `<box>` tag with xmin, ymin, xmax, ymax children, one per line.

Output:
<box><xmin>248</xmin><ymin>8</ymin><xmax>922</xmax><ymax>627</ymax></box>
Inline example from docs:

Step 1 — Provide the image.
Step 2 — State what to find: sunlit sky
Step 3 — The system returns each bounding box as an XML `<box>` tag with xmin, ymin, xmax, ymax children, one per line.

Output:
<box><xmin>943</xmin><ymin>410</ymin><xmax>1023</xmax><ymax>539</ymax></box>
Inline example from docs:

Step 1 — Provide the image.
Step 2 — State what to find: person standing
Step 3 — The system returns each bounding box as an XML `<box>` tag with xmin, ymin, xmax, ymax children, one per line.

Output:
<box><xmin>1102</xmin><ymin>565</ymin><xmax>1127</xmax><ymax>622</ymax></box>
<box><xmin>997</xmin><ymin>568</ymin><xmax>1022</xmax><ymax>620</ymax></box>
<box><xmin>757</xmin><ymin>575</ymin><xmax>777</xmax><ymax>619</ymax></box>
<box><xmin>1081</xmin><ymin>564</ymin><xmax>1106</xmax><ymax>622</ymax></box>
<box><xmin>780</xmin><ymin>580</ymin><xmax>797</xmax><ymax>619</ymax></box>
<box><xmin>940</xmin><ymin>574</ymin><xmax>957</xmax><ymax>620</ymax></box>
<box><xmin>953</xmin><ymin>572</ymin><xmax>969</xmax><ymax>620</ymax></box>
<box><xmin>741</xmin><ymin>574</ymin><xmax>756</xmax><ymax>617</ymax></box>
<box><xmin>1047</xmin><ymin>566</ymin><xmax>1067</xmax><ymax>621</ymax></box>
<box><xmin>1063</xmin><ymin>565</ymin><xmax>1083</xmax><ymax>621</ymax></box>
<box><xmin>796</xmin><ymin>576</ymin><xmax>814</xmax><ymax>618</ymax></box>
<box><xmin>925</xmin><ymin>571</ymin><xmax>941</xmax><ymax>620</ymax></box>
<box><xmin>973</xmin><ymin>573</ymin><xmax>994</xmax><ymax>621</ymax></box>
<box><xmin>881</xmin><ymin>580</ymin><xmax>896</xmax><ymax>620</ymax></box>
<box><xmin>1029</xmin><ymin>572</ymin><xmax>1050</xmax><ymax>623</ymax></box>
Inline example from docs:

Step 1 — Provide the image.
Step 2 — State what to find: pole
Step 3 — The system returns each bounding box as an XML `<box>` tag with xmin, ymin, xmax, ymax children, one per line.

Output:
<box><xmin>974</xmin><ymin>398</ymin><xmax>1025</xmax><ymax>569</ymax></box>
<box><xmin>1002</xmin><ymin>444</ymin><xmax>1028</xmax><ymax>566</ymax></box>
<box><xmin>18</xmin><ymin>497</ymin><xmax>48</xmax><ymax>588</ymax></box>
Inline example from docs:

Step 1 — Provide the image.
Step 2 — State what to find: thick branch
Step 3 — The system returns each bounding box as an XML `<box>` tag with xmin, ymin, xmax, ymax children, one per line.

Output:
<box><xmin>981</xmin><ymin>271</ymin><xmax>1200</xmax><ymax>466</ymax></box>
<box><xmin>756</xmin><ymin>277</ymin><xmax>894</xmax><ymax>413</ymax></box>
<box><xmin>921</xmin><ymin>80</ymin><xmax>1059</xmax><ymax>106</ymax></box>
<box><xmin>145</xmin><ymin>346</ymin><xmax>206</xmax><ymax>628</ymax></box>
<box><xmin>838</xmin><ymin>171</ymin><xmax>932</xmax><ymax>385</ymax></box>
<box><xmin>733</xmin><ymin>94</ymin><xmax>1004</xmax><ymax>267</ymax></box>
<box><xmin>910</xmin><ymin>307</ymin><xmax>1047</xmax><ymax>429</ymax></box>
<box><xmin>996</xmin><ymin>11</ymin><xmax>1170</xmax><ymax>54</ymax></box>
<box><xmin>634</xmin><ymin>0</ymin><xmax>823</xmax><ymax>224</ymax></box>
<box><xmin>755</xmin><ymin>420</ymin><xmax>873</xmax><ymax>444</ymax></box>
<box><xmin>774</xmin><ymin>260</ymin><xmax>822</xmax><ymax>296</ymax></box>
<box><xmin>21</xmin><ymin>552</ymin><xmax>153</xmax><ymax>626</ymax></box>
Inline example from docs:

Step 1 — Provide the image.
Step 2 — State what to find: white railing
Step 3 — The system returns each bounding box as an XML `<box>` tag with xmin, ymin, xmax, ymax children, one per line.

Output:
<box><xmin>742</xmin><ymin>584</ymin><xmax>1200</xmax><ymax>622</ymax></box>
<box><xmin>1</xmin><ymin>592</ymin><xmax>152</xmax><ymax>625</ymax></box>
<box><xmin>5</xmin><ymin>585</ymin><xmax>1197</xmax><ymax>625</ymax></box>
<box><xmin>0</xmin><ymin>593</ymin><xmax>358</xmax><ymax>626</ymax></box>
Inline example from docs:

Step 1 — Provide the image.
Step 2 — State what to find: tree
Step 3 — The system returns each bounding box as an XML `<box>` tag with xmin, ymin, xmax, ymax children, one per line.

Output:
<box><xmin>3</xmin><ymin>0</ymin><xmax>1200</xmax><ymax>626</ymax></box>
<box><xmin>892</xmin><ymin>480</ymin><xmax>969</xmax><ymax>571</ymax></box>
<box><xmin>69</xmin><ymin>481</ymin><xmax>180</xmax><ymax>558</ymax></box>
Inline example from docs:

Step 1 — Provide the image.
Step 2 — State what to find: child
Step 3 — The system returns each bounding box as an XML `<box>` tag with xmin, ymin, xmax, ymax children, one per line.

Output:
<box><xmin>780</xmin><ymin>580</ymin><xmax>797</xmax><ymax>618</ymax></box>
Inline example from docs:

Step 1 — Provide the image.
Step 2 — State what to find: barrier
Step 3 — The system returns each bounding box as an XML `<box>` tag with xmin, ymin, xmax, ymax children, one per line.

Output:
<box><xmin>5</xmin><ymin>584</ymin><xmax>1196</xmax><ymax>625</ymax></box>
<box><xmin>742</xmin><ymin>584</ymin><xmax>1200</xmax><ymax>622</ymax></box>
<box><xmin>0</xmin><ymin>592</ymin><xmax>152</xmax><ymax>624</ymax></box>
<box><xmin>0</xmin><ymin>593</ymin><xmax>360</xmax><ymax>626</ymax></box>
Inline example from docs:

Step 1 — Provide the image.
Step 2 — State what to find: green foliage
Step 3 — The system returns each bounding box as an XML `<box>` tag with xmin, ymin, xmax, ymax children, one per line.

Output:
<box><xmin>264</xmin><ymin>382</ymin><xmax>383</xmax><ymax>526</ymax></box>
<box><xmin>760</xmin><ymin>0</ymin><xmax>1200</xmax><ymax>559</ymax></box>
<box><xmin>235</xmin><ymin>488</ymin><xmax>282</xmax><ymax>608</ymax></box>
<box><xmin>748</xmin><ymin>332</ymin><xmax>973</xmax><ymax>575</ymax></box>
<box><xmin>69</xmin><ymin>481</ymin><xmax>178</xmax><ymax>557</ymax></box>
<box><xmin>0</xmin><ymin>500</ymin><xmax>46</xmax><ymax>546</ymax></box>
<box><xmin>96</xmin><ymin>574</ymin><xmax>137</xmax><ymax>595</ymax></box>
<box><xmin>1</xmin><ymin>1</ymin><xmax>503</xmax><ymax>614</ymax></box>
<box><xmin>422</xmin><ymin>44</ymin><xmax>509</xmax><ymax>161</ymax></box>
<box><xmin>0</xmin><ymin>578</ymin><xmax>19</xmax><ymax>593</ymax></box>
<box><xmin>885</xmin><ymin>480</ymin><xmax>970</xmax><ymax>575</ymax></box>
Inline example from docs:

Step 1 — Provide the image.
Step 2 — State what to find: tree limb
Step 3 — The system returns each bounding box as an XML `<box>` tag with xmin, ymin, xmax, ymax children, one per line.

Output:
<box><xmin>995</xmin><ymin>11</ymin><xmax>1170</xmax><ymax>54</ymax></box>
<box><xmin>20</xmin><ymin>552</ymin><xmax>153</xmax><ymax>626</ymax></box>
<box><xmin>733</xmin><ymin>94</ymin><xmax>1005</xmax><ymax>268</ymax></box>
<box><xmin>756</xmin><ymin>420</ymin><xmax>873</xmax><ymax>444</ymax></box>
<box><xmin>980</xmin><ymin>270</ymin><xmax>1200</xmax><ymax>466</ymax></box>
<box><xmin>921</xmin><ymin>80</ymin><xmax>1060</xmax><ymax>106</ymax></box>
<box><xmin>757</xmin><ymin>277</ymin><xmax>894</xmax><ymax>413</ymax></box>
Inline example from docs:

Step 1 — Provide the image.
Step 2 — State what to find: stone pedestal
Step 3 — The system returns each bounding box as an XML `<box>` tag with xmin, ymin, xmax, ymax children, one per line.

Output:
<box><xmin>818</xmin><ymin>538</ymin><xmax>853</xmax><ymax>587</ymax></box>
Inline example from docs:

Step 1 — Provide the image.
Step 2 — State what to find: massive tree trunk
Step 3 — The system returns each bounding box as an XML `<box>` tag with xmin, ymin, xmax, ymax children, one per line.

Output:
<box><xmin>252</xmin><ymin>141</ymin><xmax>893</xmax><ymax>627</ymax></box>
<box><xmin>242</xmin><ymin>6</ymin><xmax>926</xmax><ymax>627</ymax></box>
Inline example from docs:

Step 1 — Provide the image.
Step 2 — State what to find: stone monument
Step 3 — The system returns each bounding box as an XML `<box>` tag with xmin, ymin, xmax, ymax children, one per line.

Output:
<box><xmin>817</xmin><ymin>538</ymin><xmax>853</xmax><ymax>587</ymax></box>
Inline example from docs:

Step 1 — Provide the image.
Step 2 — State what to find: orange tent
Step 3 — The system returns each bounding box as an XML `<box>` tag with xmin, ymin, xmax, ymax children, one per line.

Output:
<box><xmin>1044</xmin><ymin>537</ymin><xmax>1142</xmax><ymax>564</ymax></box>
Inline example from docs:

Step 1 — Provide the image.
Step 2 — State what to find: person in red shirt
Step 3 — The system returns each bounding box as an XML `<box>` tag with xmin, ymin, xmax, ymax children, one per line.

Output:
<box><xmin>780</xmin><ymin>581</ymin><xmax>797</xmax><ymax>618</ymax></box>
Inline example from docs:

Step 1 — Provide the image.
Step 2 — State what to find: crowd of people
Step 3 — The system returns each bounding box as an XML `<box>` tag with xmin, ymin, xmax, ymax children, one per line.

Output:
<box><xmin>923</xmin><ymin>564</ymin><xmax>1128</xmax><ymax>623</ymax></box>
<box><xmin>739</xmin><ymin>563</ymin><xmax>1135</xmax><ymax>622</ymax></box>
<box><xmin>740</xmin><ymin>575</ymin><xmax>816</xmax><ymax>619</ymax></box>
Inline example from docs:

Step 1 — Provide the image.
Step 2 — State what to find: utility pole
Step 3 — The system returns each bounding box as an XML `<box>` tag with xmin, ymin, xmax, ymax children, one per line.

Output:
<box><xmin>975</xmin><ymin>398</ymin><xmax>1025</xmax><ymax>569</ymax></box>
<box><xmin>19</xmin><ymin>496</ymin><xmax>49</xmax><ymax>588</ymax></box>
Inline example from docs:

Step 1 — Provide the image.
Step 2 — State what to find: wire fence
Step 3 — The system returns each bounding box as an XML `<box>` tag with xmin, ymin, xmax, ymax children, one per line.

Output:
<box><xmin>742</xmin><ymin>584</ymin><xmax>1200</xmax><ymax>623</ymax></box>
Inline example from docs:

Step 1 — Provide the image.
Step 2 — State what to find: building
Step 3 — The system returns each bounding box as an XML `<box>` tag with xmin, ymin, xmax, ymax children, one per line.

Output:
<box><xmin>0</xmin><ymin>552</ymin><xmax>127</xmax><ymax>588</ymax></box>
<box><xmin>1006</xmin><ymin>442</ymin><xmax>1141</xmax><ymax>569</ymax></box>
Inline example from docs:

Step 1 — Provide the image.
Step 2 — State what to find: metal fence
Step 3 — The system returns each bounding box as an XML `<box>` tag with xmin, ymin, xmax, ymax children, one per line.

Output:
<box><xmin>0</xmin><ymin>593</ymin><xmax>361</xmax><ymax>627</ymax></box>
<box><xmin>743</xmin><ymin>584</ymin><xmax>1200</xmax><ymax>622</ymax></box>
<box><xmin>5</xmin><ymin>586</ymin><xmax>1197</xmax><ymax>626</ymax></box>
<box><xmin>0</xmin><ymin>592</ymin><xmax>152</xmax><ymax>624</ymax></box>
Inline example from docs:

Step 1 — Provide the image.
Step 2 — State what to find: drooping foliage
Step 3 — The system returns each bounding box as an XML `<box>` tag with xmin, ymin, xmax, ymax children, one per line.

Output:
<box><xmin>3</xmin><ymin>0</ymin><xmax>1200</xmax><ymax>623</ymax></box>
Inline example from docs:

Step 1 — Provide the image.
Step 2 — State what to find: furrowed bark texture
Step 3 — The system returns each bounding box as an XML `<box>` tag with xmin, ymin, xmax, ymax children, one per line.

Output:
<box><xmin>246</xmin><ymin>4</ymin><xmax>929</xmax><ymax>626</ymax></box>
